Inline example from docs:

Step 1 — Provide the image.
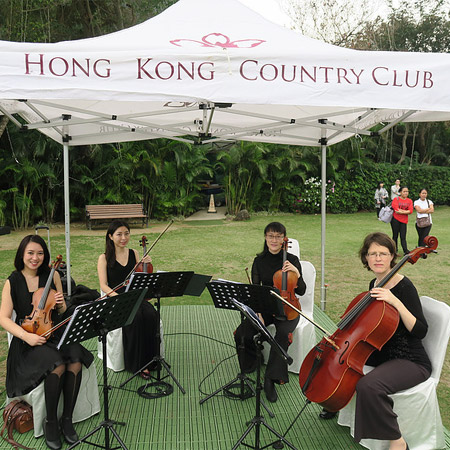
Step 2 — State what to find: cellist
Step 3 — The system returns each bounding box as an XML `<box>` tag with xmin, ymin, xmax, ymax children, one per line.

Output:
<box><xmin>353</xmin><ymin>232</ymin><xmax>431</xmax><ymax>450</ymax></box>
<box><xmin>234</xmin><ymin>222</ymin><xmax>306</xmax><ymax>403</ymax></box>
<box><xmin>0</xmin><ymin>235</ymin><xmax>94</xmax><ymax>450</ymax></box>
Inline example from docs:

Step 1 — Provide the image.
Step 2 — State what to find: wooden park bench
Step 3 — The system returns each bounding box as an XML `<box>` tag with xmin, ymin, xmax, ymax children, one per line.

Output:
<box><xmin>85</xmin><ymin>204</ymin><xmax>148</xmax><ymax>230</ymax></box>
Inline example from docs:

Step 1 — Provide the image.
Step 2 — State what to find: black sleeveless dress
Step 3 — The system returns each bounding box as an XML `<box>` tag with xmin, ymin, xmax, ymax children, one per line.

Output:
<box><xmin>106</xmin><ymin>249</ymin><xmax>159</xmax><ymax>373</ymax></box>
<box><xmin>6</xmin><ymin>270</ymin><xmax>94</xmax><ymax>398</ymax></box>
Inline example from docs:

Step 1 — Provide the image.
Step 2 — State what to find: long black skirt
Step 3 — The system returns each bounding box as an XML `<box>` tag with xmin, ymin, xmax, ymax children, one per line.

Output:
<box><xmin>122</xmin><ymin>300</ymin><xmax>159</xmax><ymax>373</ymax></box>
<box><xmin>6</xmin><ymin>335</ymin><xmax>93</xmax><ymax>398</ymax></box>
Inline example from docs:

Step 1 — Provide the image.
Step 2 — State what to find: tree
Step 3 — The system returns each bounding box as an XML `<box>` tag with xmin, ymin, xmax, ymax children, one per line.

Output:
<box><xmin>0</xmin><ymin>0</ymin><xmax>176</xmax><ymax>43</ymax></box>
<box><xmin>282</xmin><ymin>0</ymin><xmax>384</xmax><ymax>46</ymax></box>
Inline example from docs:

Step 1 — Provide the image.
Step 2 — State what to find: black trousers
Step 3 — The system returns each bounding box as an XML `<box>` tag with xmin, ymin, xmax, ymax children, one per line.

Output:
<box><xmin>390</xmin><ymin>217</ymin><xmax>409</xmax><ymax>253</ymax></box>
<box><xmin>234</xmin><ymin>314</ymin><xmax>299</xmax><ymax>383</ymax></box>
<box><xmin>354</xmin><ymin>359</ymin><xmax>430</xmax><ymax>442</ymax></box>
<box><xmin>416</xmin><ymin>223</ymin><xmax>432</xmax><ymax>247</ymax></box>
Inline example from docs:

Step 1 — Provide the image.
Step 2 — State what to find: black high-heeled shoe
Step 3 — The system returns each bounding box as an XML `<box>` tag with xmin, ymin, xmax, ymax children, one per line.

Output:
<box><xmin>43</xmin><ymin>419</ymin><xmax>62</xmax><ymax>450</ymax></box>
<box><xmin>60</xmin><ymin>416</ymin><xmax>79</xmax><ymax>445</ymax></box>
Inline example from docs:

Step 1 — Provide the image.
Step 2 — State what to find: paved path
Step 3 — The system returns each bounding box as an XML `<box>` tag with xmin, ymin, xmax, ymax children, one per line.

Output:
<box><xmin>185</xmin><ymin>206</ymin><xmax>227</xmax><ymax>221</ymax></box>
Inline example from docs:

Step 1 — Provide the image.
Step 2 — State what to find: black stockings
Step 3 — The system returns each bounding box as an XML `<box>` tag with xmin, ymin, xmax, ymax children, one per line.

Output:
<box><xmin>44</xmin><ymin>362</ymin><xmax>82</xmax><ymax>422</ymax></box>
<box><xmin>62</xmin><ymin>364</ymin><xmax>82</xmax><ymax>420</ymax></box>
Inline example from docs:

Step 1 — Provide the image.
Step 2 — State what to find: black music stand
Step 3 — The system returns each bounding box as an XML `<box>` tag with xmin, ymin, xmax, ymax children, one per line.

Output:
<box><xmin>57</xmin><ymin>288</ymin><xmax>148</xmax><ymax>450</ymax></box>
<box><xmin>230</xmin><ymin>298</ymin><xmax>296</xmax><ymax>450</ymax></box>
<box><xmin>201</xmin><ymin>281</ymin><xmax>284</xmax><ymax>416</ymax></box>
<box><xmin>119</xmin><ymin>271</ymin><xmax>210</xmax><ymax>399</ymax></box>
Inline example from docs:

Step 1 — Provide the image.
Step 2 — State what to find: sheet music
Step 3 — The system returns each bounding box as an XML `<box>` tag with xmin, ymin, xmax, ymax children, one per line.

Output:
<box><xmin>232</xmin><ymin>298</ymin><xmax>263</xmax><ymax>326</ymax></box>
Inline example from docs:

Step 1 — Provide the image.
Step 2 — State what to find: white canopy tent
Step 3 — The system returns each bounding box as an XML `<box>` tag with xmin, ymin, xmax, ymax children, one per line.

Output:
<box><xmin>1</xmin><ymin>0</ymin><xmax>450</xmax><ymax>303</ymax></box>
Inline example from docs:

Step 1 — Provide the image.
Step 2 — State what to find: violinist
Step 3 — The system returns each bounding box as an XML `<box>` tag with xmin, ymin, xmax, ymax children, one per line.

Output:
<box><xmin>354</xmin><ymin>232</ymin><xmax>431</xmax><ymax>450</ymax></box>
<box><xmin>234</xmin><ymin>222</ymin><xmax>306</xmax><ymax>403</ymax></box>
<box><xmin>97</xmin><ymin>220</ymin><xmax>159</xmax><ymax>378</ymax></box>
<box><xmin>0</xmin><ymin>235</ymin><xmax>94</xmax><ymax>450</ymax></box>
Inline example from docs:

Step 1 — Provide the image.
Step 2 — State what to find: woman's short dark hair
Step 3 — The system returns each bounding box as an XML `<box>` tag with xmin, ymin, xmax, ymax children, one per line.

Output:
<box><xmin>105</xmin><ymin>220</ymin><xmax>130</xmax><ymax>267</ymax></box>
<box><xmin>418</xmin><ymin>188</ymin><xmax>428</xmax><ymax>195</ymax></box>
<box><xmin>14</xmin><ymin>235</ymin><xmax>50</xmax><ymax>274</ymax></box>
<box><xmin>258</xmin><ymin>222</ymin><xmax>287</xmax><ymax>256</ymax></box>
<box><xmin>377</xmin><ymin>182</ymin><xmax>384</xmax><ymax>189</ymax></box>
<box><xmin>399</xmin><ymin>186</ymin><xmax>409</xmax><ymax>194</ymax></box>
<box><xmin>359</xmin><ymin>232</ymin><xmax>398</xmax><ymax>271</ymax></box>
<box><xmin>264</xmin><ymin>222</ymin><xmax>286</xmax><ymax>236</ymax></box>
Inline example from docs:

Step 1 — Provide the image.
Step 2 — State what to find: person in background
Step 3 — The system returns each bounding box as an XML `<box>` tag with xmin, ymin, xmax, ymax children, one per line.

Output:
<box><xmin>391</xmin><ymin>179</ymin><xmax>401</xmax><ymax>201</ymax></box>
<box><xmin>234</xmin><ymin>222</ymin><xmax>306</xmax><ymax>403</ymax></box>
<box><xmin>414</xmin><ymin>189</ymin><xmax>434</xmax><ymax>254</ymax></box>
<box><xmin>375</xmin><ymin>182</ymin><xmax>389</xmax><ymax>218</ymax></box>
<box><xmin>391</xmin><ymin>186</ymin><xmax>413</xmax><ymax>255</ymax></box>
<box><xmin>0</xmin><ymin>235</ymin><xmax>94</xmax><ymax>450</ymax></box>
<box><xmin>97</xmin><ymin>220</ymin><xmax>159</xmax><ymax>378</ymax></box>
<box><xmin>353</xmin><ymin>232</ymin><xmax>430</xmax><ymax>450</ymax></box>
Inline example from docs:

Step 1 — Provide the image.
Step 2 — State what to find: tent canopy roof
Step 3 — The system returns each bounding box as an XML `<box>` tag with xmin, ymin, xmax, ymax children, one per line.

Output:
<box><xmin>1</xmin><ymin>0</ymin><xmax>449</xmax><ymax>146</ymax></box>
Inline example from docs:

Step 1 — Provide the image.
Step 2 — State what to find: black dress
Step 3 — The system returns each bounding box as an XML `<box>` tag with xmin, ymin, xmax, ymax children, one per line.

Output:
<box><xmin>6</xmin><ymin>270</ymin><xmax>93</xmax><ymax>398</ymax></box>
<box><xmin>234</xmin><ymin>250</ymin><xmax>306</xmax><ymax>383</ymax></box>
<box><xmin>106</xmin><ymin>249</ymin><xmax>159</xmax><ymax>373</ymax></box>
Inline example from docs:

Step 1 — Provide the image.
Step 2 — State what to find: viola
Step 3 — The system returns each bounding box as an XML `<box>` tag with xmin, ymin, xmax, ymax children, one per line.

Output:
<box><xmin>272</xmin><ymin>237</ymin><xmax>301</xmax><ymax>321</ymax></box>
<box><xmin>298</xmin><ymin>236</ymin><xmax>438</xmax><ymax>412</ymax></box>
<box><xmin>21</xmin><ymin>255</ymin><xmax>63</xmax><ymax>339</ymax></box>
<box><xmin>135</xmin><ymin>236</ymin><xmax>154</xmax><ymax>273</ymax></box>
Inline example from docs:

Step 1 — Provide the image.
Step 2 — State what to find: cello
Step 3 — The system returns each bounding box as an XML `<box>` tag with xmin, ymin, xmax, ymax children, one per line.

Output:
<box><xmin>298</xmin><ymin>236</ymin><xmax>438</xmax><ymax>412</ymax></box>
<box><xmin>272</xmin><ymin>237</ymin><xmax>301</xmax><ymax>320</ymax></box>
<box><xmin>21</xmin><ymin>255</ymin><xmax>63</xmax><ymax>338</ymax></box>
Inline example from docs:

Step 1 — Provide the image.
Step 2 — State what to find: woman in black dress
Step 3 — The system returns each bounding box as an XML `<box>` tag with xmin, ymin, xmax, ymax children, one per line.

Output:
<box><xmin>354</xmin><ymin>232</ymin><xmax>431</xmax><ymax>450</ymax></box>
<box><xmin>234</xmin><ymin>222</ymin><xmax>306</xmax><ymax>403</ymax></box>
<box><xmin>0</xmin><ymin>235</ymin><xmax>94</xmax><ymax>450</ymax></box>
<box><xmin>97</xmin><ymin>220</ymin><xmax>159</xmax><ymax>378</ymax></box>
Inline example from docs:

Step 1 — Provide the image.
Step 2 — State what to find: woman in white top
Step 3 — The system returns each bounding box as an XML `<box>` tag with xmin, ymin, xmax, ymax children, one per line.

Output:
<box><xmin>413</xmin><ymin>189</ymin><xmax>434</xmax><ymax>251</ymax></box>
<box><xmin>375</xmin><ymin>182</ymin><xmax>389</xmax><ymax>218</ymax></box>
<box><xmin>391</xmin><ymin>179</ymin><xmax>401</xmax><ymax>200</ymax></box>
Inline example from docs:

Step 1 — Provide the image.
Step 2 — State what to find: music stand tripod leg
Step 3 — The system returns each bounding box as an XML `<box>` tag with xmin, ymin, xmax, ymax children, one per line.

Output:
<box><xmin>199</xmin><ymin>318</ymin><xmax>274</xmax><ymax>417</ymax></box>
<box><xmin>121</xmin><ymin>295</ymin><xmax>185</xmax><ymax>398</ymax></box>
<box><xmin>68</xmin><ymin>332</ymin><xmax>128</xmax><ymax>450</ymax></box>
<box><xmin>232</xmin><ymin>333</ymin><xmax>297</xmax><ymax>450</ymax></box>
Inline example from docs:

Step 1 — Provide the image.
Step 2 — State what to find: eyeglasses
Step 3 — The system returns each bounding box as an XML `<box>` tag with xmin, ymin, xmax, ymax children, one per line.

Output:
<box><xmin>367</xmin><ymin>252</ymin><xmax>391</xmax><ymax>258</ymax></box>
<box><xmin>265</xmin><ymin>234</ymin><xmax>284</xmax><ymax>241</ymax></box>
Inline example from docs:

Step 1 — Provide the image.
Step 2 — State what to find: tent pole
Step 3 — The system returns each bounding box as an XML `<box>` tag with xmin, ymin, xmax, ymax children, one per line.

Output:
<box><xmin>320</xmin><ymin>129</ymin><xmax>327</xmax><ymax>311</ymax></box>
<box><xmin>63</xmin><ymin>141</ymin><xmax>71</xmax><ymax>296</ymax></box>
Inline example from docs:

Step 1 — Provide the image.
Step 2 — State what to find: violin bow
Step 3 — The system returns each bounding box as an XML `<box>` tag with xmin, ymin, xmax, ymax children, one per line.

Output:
<box><xmin>270</xmin><ymin>290</ymin><xmax>339</xmax><ymax>350</ymax></box>
<box><xmin>126</xmin><ymin>219</ymin><xmax>174</xmax><ymax>280</ymax></box>
<box><xmin>244</xmin><ymin>267</ymin><xmax>252</xmax><ymax>284</ymax></box>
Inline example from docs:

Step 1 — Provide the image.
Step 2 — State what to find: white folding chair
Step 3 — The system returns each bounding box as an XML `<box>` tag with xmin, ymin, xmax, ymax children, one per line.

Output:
<box><xmin>261</xmin><ymin>237</ymin><xmax>316</xmax><ymax>373</ymax></box>
<box><xmin>338</xmin><ymin>296</ymin><xmax>450</xmax><ymax>450</ymax></box>
<box><xmin>6</xmin><ymin>312</ymin><xmax>101</xmax><ymax>437</ymax></box>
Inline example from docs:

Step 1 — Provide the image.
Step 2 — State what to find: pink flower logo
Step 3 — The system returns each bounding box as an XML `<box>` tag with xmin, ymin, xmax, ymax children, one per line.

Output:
<box><xmin>170</xmin><ymin>33</ymin><xmax>265</xmax><ymax>49</ymax></box>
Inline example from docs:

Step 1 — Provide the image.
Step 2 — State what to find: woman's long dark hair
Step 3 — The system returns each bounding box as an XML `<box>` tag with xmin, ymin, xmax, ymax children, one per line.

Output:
<box><xmin>14</xmin><ymin>235</ymin><xmax>50</xmax><ymax>274</ymax></box>
<box><xmin>105</xmin><ymin>220</ymin><xmax>130</xmax><ymax>267</ymax></box>
<box><xmin>257</xmin><ymin>222</ymin><xmax>286</xmax><ymax>257</ymax></box>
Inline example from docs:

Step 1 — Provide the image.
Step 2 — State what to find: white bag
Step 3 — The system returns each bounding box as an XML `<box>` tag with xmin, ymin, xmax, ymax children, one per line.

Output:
<box><xmin>379</xmin><ymin>206</ymin><xmax>393</xmax><ymax>223</ymax></box>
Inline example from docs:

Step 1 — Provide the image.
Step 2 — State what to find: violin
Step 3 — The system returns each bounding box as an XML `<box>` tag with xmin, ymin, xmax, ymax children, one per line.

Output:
<box><xmin>135</xmin><ymin>236</ymin><xmax>154</xmax><ymax>273</ymax></box>
<box><xmin>272</xmin><ymin>237</ymin><xmax>301</xmax><ymax>320</ymax></box>
<box><xmin>44</xmin><ymin>221</ymin><xmax>176</xmax><ymax>339</ymax></box>
<box><xmin>298</xmin><ymin>236</ymin><xmax>438</xmax><ymax>412</ymax></box>
<box><xmin>21</xmin><ymin>255</ymin><xmax>63</xmax><ymax>339</ymax></box>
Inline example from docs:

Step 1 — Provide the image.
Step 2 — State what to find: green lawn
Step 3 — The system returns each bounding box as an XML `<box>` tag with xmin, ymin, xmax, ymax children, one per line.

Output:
<box><xmin>1</xmin><ymin>208</ymin><xmax>449</xmax><ymax>427</ymax></box>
